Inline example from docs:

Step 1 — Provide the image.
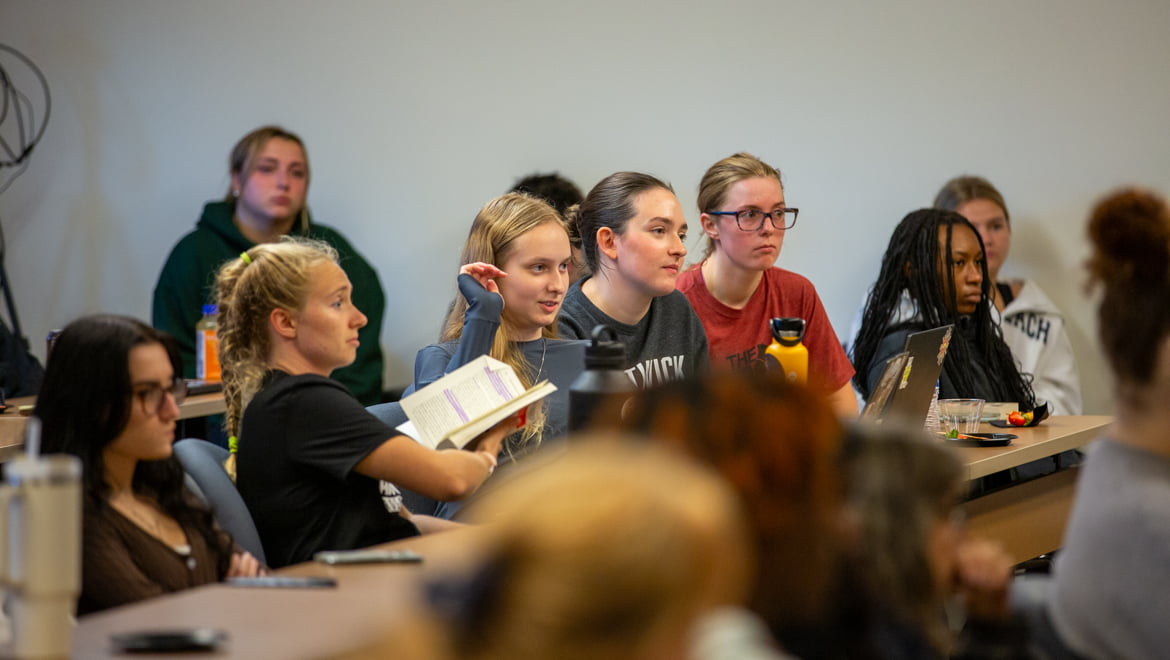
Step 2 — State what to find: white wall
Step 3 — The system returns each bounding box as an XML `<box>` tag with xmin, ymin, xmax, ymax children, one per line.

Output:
<box><xmin>2</xmin><ymin>0</ymin><xmax>1168</xmax><ymax>413</ymax></box>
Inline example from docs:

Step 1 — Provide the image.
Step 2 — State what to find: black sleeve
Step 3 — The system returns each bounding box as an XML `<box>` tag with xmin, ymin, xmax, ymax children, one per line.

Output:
<box><xmin>0</xmin><ymin>318</ymin><xmax>43</xmax><ymax>397</ymax></box>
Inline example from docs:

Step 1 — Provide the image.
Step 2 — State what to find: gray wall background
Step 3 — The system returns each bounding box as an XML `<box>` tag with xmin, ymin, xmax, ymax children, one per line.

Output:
<box><xmin>3</xmin><ymin>0</ymin><xmax>1169</xmax><ymax>413</ymax></box>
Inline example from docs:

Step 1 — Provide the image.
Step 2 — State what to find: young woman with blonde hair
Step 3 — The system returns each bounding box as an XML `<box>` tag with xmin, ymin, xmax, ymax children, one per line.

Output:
<box><xmin>677</xmin><ymin>153</ymin><xmax>856</xmax><ymax>416</ymax></box>
<box><xmin>405</xmin><ymin>194</ymin><xmax>586</xmax><ymax>518</ymax></box>
<box><xmin>412</xmin><ymin>193</ymin><xmax>584</xmax><ymax>447</ymax></box>
<box><xmin>214</xmin><ymin>237</ymin><xmax>514</xmax><ymax>567</ymax></box>
<box><xmin>366</xmin><ymin>441</ymin><xmax>753</xmax><ymax>660</ymax></box>
<box><xmin>153</xmin><ymin>125</ymin><xmax>386</xmax><ymax>406</ymax></box>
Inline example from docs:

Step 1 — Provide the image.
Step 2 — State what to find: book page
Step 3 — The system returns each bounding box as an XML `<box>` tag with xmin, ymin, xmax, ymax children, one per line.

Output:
<box><xmin>442</xmin><ymin>381</ymin><xmax>556</xmax><ymax>449</ymax></box>
<box><xmin>400</xmin><ymin>356</ymin><xmax>538</xmax><ymax>448</ymax></box>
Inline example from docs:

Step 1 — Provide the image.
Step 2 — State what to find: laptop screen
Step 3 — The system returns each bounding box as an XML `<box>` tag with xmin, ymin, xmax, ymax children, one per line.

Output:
<box><xmin>861</xmin><ymin>325</ymin><xmax>953</xmax><ymax>426</ymax></box>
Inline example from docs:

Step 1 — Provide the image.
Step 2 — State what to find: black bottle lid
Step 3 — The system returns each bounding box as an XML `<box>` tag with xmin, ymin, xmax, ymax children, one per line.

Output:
<box><xmin>584</xmin><ymin>324</ymin><xmax>626</xmax><ymax>369</ymax></box>
<box><xmin>769</xmin><ymin>317</ymin><xmax>806</xmax><ymax>347</ymax></box>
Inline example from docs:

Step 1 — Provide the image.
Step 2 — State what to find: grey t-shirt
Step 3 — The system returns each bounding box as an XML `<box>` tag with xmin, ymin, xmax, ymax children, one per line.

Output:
<box><xmin>1050</xmin><ymin>437</ymin><xmax>1170</xmax><ymax>659</ymax></box>
<box><xmin>557</xmin><ymin>278</ymin><xmax>709</xmax><ymax>388</ymax></box>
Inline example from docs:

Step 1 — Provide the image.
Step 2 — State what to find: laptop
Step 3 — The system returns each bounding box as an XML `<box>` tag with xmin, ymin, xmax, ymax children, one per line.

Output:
<box><xmin>860</xmin><ymin>325</ymin><xmax>954</xmax><ymax>426</ymax></box>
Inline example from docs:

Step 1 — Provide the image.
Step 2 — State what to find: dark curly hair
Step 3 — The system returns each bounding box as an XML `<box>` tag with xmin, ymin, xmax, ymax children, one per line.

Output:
<box><xmin>614</xmin><ymin>372</ymin><xmax>844</xmax><ymax>642</ymax></box>
<box><xmin>1087</xmin><ymin>188</ymin><xmax>1170</xmax><ymax>392</ymax></box>
<box><xmin>510</xmin><ymin>172</ymin><xmax>583</xmax><ymax>217</ymax></box>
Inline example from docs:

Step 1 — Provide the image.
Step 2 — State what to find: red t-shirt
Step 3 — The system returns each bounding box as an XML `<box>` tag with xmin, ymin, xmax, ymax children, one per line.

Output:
<box><xmin>677</xmin><ymin>264</ymin><xmax>854</xmax><ymax>393</ymax></box>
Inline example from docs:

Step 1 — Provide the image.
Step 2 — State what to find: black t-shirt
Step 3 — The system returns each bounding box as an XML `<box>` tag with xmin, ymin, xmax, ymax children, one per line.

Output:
<box><xmin>237</xmin><ymin>370</ymin><xmax>418</xmax><ymax>568</ymax></box>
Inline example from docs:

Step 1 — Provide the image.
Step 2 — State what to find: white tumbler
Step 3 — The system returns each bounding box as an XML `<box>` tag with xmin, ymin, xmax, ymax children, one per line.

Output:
<box><xmin>0</xmin><ymin>453</ymin><xmax>82</xmax><ymax>659</ymax></box>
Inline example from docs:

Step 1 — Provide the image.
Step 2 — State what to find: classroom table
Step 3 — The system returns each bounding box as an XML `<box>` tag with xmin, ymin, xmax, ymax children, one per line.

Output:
<box><xmin>70</xmin><ymin>528</ymin><xmax>482</xmax><ymax>659</ymax></box>
<box><xmin>0</xmin><ymin>392</ymin><xmax>227</xmax><ymax>463</ymax></box>
<box><xmin>956</xmin><ymin>415</ymin><xmax>1111</xmax><ymax>564</ymax></box>
<box><xmin>66</xmin><ymin>415</ymin><xmax>1110</xmax><ymax>658</ymax></box>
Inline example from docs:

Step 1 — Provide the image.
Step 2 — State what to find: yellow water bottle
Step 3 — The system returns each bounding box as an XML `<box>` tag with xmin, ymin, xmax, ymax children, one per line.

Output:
<box><xmin>765</xmin><ymin>317</ymin><xmax>807</xmax><ymax>384</ymax></box>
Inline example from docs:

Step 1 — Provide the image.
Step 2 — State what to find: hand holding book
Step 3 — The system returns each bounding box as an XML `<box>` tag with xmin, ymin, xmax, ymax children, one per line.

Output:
<box><xmin>398</xmin><ymin>355</ymin><xmax>556</xmax><ymax>451</ymax></box>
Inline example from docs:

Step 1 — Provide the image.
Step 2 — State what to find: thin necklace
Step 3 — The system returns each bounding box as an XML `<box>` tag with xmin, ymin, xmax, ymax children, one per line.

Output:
<box><xmin>534</xmin><ymin>337</ymin><xmax>548</xmax><ymax>381</ymax></box>
<box><xmin>115</xmin><ymin>497</ymin><xmax>163</xmax><ymax>538</ymax></box>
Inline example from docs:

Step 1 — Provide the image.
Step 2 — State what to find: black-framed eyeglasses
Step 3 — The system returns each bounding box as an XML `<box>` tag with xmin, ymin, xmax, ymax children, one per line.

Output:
<box><xmin>130</xmin><ymin>378</ymin><xmax>188</xmax><ymax>416</ymax></box>
<box><xmin>707</xmin><ymin>207</ymin><xmax>799</xmax><ymax>232</ymax></box>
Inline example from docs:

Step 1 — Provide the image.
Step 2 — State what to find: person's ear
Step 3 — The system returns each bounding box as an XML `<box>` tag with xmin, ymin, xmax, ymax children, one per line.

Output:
<box><xmin>700</xmin><ymin>213</ymin><xmax>720</xmax><ymax>242</ymax></box>
<box><xmin>903</xmin><ymin>260</ymin><xmax>914</xmax><ymax>279</ymax></box>
<box><xmin>597</xmin><ymin>227</ymin><xmax>619</xmax><ymax>261</ymax></box>
<box><xmin>270</xmin><ymin>307</ymin><xmax>297</xmax><ymax>339</ymax></box>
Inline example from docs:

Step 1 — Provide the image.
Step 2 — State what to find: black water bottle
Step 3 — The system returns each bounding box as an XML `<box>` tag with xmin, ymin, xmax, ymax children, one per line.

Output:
<box><xmin>568</xmin><ymin>325</ymin><xmax>635</xmax><ymax>433</ymax></box>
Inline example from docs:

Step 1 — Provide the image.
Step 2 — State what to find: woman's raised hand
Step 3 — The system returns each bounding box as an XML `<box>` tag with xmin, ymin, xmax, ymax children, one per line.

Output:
<box><xmin>464</xmin><ymin>410</ymin><xmax>524</xmax><ymax>460</ymax></box>
<box><xmin>459</xmin><ymin>262</ymin><xmax>507</xmax><ymax>295</ymax></box>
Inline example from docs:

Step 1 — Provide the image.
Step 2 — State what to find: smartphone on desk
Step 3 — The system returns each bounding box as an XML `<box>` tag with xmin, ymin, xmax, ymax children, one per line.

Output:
<box><xmin>226</xmin><ymin>575</ymin><xmax>337</xmax><ymax>588</ymax></box>
<box><xmin>314</xmin><ymin>548</ymin><xmax>423</xmax><ymax>565</ymax></box>
<box><xmin>111</xmin><ymin>628</ymin><xmax>227</xmax><ymax>653</ymax></box>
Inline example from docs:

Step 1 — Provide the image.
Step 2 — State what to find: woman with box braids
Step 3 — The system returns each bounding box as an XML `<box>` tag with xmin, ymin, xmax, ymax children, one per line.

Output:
<box><xmin>851</xmin><ymin>208</ymin><xmax>1034</xmax><ymax>409</ymax></box>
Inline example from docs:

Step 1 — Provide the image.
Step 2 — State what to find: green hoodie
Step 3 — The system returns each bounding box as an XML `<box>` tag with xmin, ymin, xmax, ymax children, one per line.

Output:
<box><xmin>152</xmin><ymin>201</ymin><xmax>386</xmax><ymax>405</ymax></box>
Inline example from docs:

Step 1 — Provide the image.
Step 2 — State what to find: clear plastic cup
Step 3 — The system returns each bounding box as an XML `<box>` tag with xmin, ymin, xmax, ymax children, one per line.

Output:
<box><xmin>938</xmin><ymin>398</ymin><xmax>985</xmax><ymax>434</ymax></box>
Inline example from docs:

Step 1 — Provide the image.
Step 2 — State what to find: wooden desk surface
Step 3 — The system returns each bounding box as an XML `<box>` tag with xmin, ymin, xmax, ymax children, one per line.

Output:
<box><xmin>954</xmin><ymin>415</ymin><xmax>1111</xmax><ymax>562</ymax></box>
<box><xmin>66</xmin><ymin>416</ymin><xmax>1112</xmax><ymax>657</ymax></box>
<box><xmin>71</xmin><ymin>530</ymin><xmax>482</xmax><ymax>659</ymax></box>
<box><xmin>952</xmin><ymin>415</ymin><xmax>1111</xmax><ymax>480</ymax></box>
<box><xmin>0</xmin><ymin>393</ymin><xmax>226</xmax><ymax>462</ymax></box>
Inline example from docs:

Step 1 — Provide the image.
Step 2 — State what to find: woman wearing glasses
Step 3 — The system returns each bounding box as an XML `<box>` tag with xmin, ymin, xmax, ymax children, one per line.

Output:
<box><xmin>677</xmin><ymin>153</ymin><xmax>856</xmax><ymax>416</ymax></box>
<box><xmin>557</xmin><ymin>172</ymin><xmax>708</xmax><ymax>388</ymax></box>
<box><xmin>35</xmin><ymin>315</ymin><xmax>262</xmax><ymax>614</ymax></box>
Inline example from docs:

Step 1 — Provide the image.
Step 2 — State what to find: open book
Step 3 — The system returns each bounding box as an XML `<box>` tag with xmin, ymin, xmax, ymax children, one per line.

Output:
<box><xmin>397</xmin><ymin>355</ymin><xmax>556</xmax><ymax>450</ymax></box>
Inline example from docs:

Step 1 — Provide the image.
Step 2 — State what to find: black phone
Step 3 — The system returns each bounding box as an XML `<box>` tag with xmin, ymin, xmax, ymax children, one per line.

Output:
<box><xmin>110</xmin><ymin>628</ymin><xmax>227</xmax><ymax>653</ymax></box>
<box><xmin>226</xmin><ymin>575</ymin><xmax>337</xmax><ymax>588</ymax></box>
<box><xmin>948</xmin><ymin>432</ymin><xmax>1016</xmax><ymax>447</ymax></box>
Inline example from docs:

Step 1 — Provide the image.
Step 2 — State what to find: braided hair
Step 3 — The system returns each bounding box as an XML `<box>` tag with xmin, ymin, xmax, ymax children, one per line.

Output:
<box><xmin>851</xmin><ymin>209</ymin><xmax>1034</xmax><ymax>408</ymax></box>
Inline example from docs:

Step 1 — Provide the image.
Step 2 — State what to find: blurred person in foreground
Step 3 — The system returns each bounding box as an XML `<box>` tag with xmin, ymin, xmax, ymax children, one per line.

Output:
<box><xmin>1047</xmin><ymin>188</ymin><xmax>1170</xmax><ymax>659</ymax></box>
<box><xmin>347</xmin><ymin>440</ymin><xmax>755</xmax><ymax>660</ymax></box>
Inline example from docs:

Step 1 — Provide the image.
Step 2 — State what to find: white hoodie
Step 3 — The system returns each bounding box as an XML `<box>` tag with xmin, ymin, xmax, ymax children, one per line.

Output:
<box><xmin>995</xmin><ymin>279</ymin><xmax>1082</xmax><ymax>415</ymax></box>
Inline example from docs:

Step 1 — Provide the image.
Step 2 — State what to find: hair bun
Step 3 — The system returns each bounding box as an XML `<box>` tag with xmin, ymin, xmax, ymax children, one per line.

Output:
<box><xmin>1088</xmin><ymin>187</ymin><xmax>1170</xmax><ymax>284</ymax></box>
<box><xmin>563</xmin><ymin>203</ymin><xmax>583</xmax><ymax>245</ymax></box>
